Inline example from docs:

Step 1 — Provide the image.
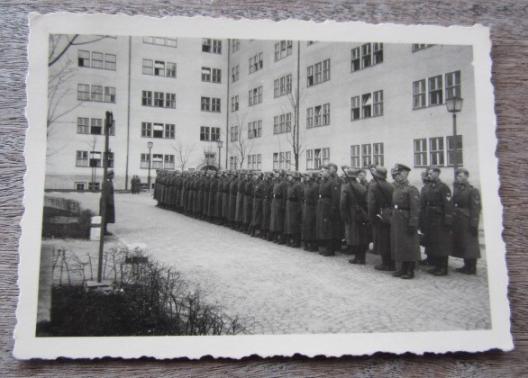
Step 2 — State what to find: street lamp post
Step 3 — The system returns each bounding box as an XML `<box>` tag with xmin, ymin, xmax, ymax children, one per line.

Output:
<box><xmin>147</xmin><ymin>141</ymin><xmax>153</xmax><ymax>190</ymax></box>
<box><xmin>445</xmin><ymin>96</ymin><xmax>463</xmax><ymax>178</ymax></box>
<box><xmin>217</xmin><ymin>139</ymin><xmax>223</xmax><ymax>170</ymax></box>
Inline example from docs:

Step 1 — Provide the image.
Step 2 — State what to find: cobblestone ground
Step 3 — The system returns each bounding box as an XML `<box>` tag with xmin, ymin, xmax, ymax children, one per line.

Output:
<box><xmin>50</xmin><ymin>192</ymin><xmax>491</xmax><ymax>334</ymax></box>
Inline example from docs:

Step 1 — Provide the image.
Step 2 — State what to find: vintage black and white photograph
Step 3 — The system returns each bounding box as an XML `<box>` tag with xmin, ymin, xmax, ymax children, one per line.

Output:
<box><xmin>15</xmin><ymin>14</ymin><xmax>511</xmax><ymax>359</ymax></box>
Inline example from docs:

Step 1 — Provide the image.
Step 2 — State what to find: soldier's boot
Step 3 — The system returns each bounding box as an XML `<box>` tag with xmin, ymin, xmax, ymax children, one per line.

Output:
<box><xmin>401</xmin><ymin>262</ymin><xmax>415</xmax><ymax>279</ymax></box>
<box><xmin>292</xmin><ymin>234</ymin><xmax>301</xmax><ymax>248</ymax></box>
<box><xmin>375</xmin><ymin>255</ymin><xmax>395</xmax><ymax>271</ymax></box>
<box><xmin>432</xmin><ymin>257</ymin><xmax>449</xmax><ymax>276</ymax></box>
<box><xmin>427</xmin><ymin>257</ymin><xmax>441</xmax><ymax>274</ymax></box>
<box><xmin>319</xmin><ymin>242</ymin><xmax>335</xmax><ymax>256</ymax></box>
<box><xmin>342</xmin><ymin>245</ymin><xmax>354</xmax><ymax>255</ymax></box>
<box><xmin>277</xmin><ymin>233</ymin><xmax>286</xmax><ymax>245</ymax></box>
<box><xmin>392</xmin><ymin>262</ymin><xmax>407</xmax><ymax>277</ymax></box>
<box><xmin>465</xmin><ymin>259</ymin><xmax>477</xmax><ymax>275</ymax></box>
<box><xmin>350</xmin><ymin>250</ymin><xmax>366</xmax><ymax>265</ymax></box>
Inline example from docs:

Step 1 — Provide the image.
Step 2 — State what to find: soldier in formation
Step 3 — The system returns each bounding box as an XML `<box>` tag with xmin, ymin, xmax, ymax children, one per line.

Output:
<box><xmin>152</xmin><ymin>162</ymin><xmax>482</xmax><ymax>278</ymax></box>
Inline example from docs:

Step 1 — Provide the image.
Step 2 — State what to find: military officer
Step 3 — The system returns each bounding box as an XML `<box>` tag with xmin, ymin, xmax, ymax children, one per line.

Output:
<box><xmin>316</xmin><ymin>163</ymin><xmax>342</xmax><ymax>256</ymax></box>
<box><xmin>285</xmin><ymin>171</ymin><xmax>303</xmax><ymax>248</ymax></box>
<box><xmin>250</xmin><ymin>172</ymin><xmax>265</xmax><ymax>237</ymax></box>
<box><xmin>270</xmin><ymin>170</ymin><xmax>288</xmax><ymax>244</ymax></box>
<box><xmin>390</xmin><ymin>164</ymin><xmax>421</xmax><ymax>279</ymax></box>
<box><xmin>451</xmin><ymin>168</ymin><xmax>481</xmax><ymax>275</ymax></box>
<box><xmin>261</xmin><ymin>172</ymin><xmax>274</xmax><ymax>240</ymax></box>
<box><xmin>100</xmin><ymin>170</ymin><xmax>115</xmax><ymax>236</ymax></box>
<box><xmin>301</xmin><ymin>172</ymin><xmax>319</xmax><ymax>252</ymax></box>
<box><xmin>367</xmin><ymin>166</ymin><xmax>395</xmax><ymax>271</ymax></box>
<box><xmin>340</xmin><ymin>166</ymin><xmax>369</xmax><ymax>264</ymax></box>
<box><xmin>420</xmin><ymin>167</ymin><xmax>453</xmax><ymax>276</ymax></box>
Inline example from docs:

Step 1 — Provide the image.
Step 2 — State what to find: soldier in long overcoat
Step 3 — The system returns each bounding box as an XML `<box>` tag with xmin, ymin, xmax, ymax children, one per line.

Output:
<box><xmin>261</xmin><ymin>173</ymin><xmax>273</xmax><ymax>240</ymax></box>
<box><xmin>250</xmin><ymin>172</ymin><xmax>264</xmax><ymax>236</ymax></box>
<box><xmin>451</xmin><ymin>168</ymin><xmax>481</xmax><ymax>275</ymax></box>
<box><xmin>367</xmin><ymin>166</ymin><xmax>395</xmax><ymax>271</ymax></box>
<box><xmin>340</xmin><ymin>167</ymin><xmax>369</xmax><ymax>264</ymax></box>
<box><xmin>228</xmin><ymin>173</ymin><xmax>239</xmax><ymax>227</ymax></box>
<box><xmin>243</xmin><ymin>175</ymin><xmax>254</xmax><ymax>232</ymax></box>
<box><xmin>100</xmin><ymin>170</ymin><xmax>115</xmax><ymax>235</ymax></box>
<box><xmin>214</xmin><ymin>172</ymin><xmax>224</xmax><ymax>223</ymax></box>
<box><xmin>316</xmin><ymin>163</ymin><xmax>342</xmax><ymax>256</ymax></box>
<box><xmin>390</xmin><ymin>164</ymin><xmax>421</xmax><ymax>279</ymax></box>
<box><xmin>222</xmin><ymin>172</ymin><xmax>232</xmax><ymax>223</ymax></box>
<box><xmin>175</xmin><ymin>172</ymin><xmax>183</xmax><ymax>211</ymax></box>
<box><xmin>285</xmin><ymin>172</ymin><xmax>304</xmax><ymax>247</ymax></box>
<box><xmin>208</xmin><ymin>172</ymin><xmax>218</xmax><ymax>221</ymax></box>
<box><xmin>235</xmin><ymin>172</ymin><xmax>246</xmax><ymax>228</ymax></box>
<box><xmin>270</xmin><ymin>170</ymin><xmax>288</xmax><ymax>244</ymax></box>
<box><xmin>301</xmin><ymin>173</ymin><xmax>319</xmax><ymax>251</ymax></box>
<box><xmin>420</xmin><ymin>167</ymin><xmax>453</xmax><ymax>276</ymax></box>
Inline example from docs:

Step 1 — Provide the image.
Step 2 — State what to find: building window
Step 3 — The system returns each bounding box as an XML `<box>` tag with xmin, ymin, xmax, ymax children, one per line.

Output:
<box><xmin>202</xmin><ymin>39</ymin><xmax>222</xmax><ymax>54</ymax></box>
<box><xmin>152</xmin><ymin>154</ymin><xmax>163</xmax><ymax>169</ymax></box>
<box><xmin>143</xmin><ymin>36</ymin><xmax>178</xmax><ymax>48</ymax></box>
<box><xmin>201</xmin><ymin>67</ymin><xmax>211</xmax><ymax>82</ymax></box>
<box><xmin>362</xmin><ymin>93</ymin><xmax>372</xmax><ymax>118</ymax></box>
<box><xmin>230</xmin><ymin>125</ymin><xmax>239</xmax><ymax>142</ymax></box>
<box><xmin>141</xmin><ymin>122</ymin><xmax>152</xmax><ymax>137</ymax></box>
<box><xmin>361</xmin><ymin>144</ymin><xmax>372</xmax><ymax>167</ymax></box>
<box><xmin>166</xmin><ymin>62</ymin><xmax>177</xmax><ymax>78</ymax></box>
<box><xmin>78</xmin><ymin>50</ymin><xmax>90</xmax><ymax>67</ymax></box>
<box><xmin>273</xmin><ymin>112</ymin><xmax>292</xmax><ymax>134</ymax></box>
<box><xmin>428</xmin><ymin>75</ymin><xmax>443</xmax><ymax>106</ymax></box>
<box><xmin>248</xmin><ymin>86</ymin><xmax>263</xmax><ymax>106</ymax></box>
<box><xmin>429</xmin><ymin>137</ymin><xmax>445</xmax><ymax>166</ymax></box>
<box><xmin>274</xmin><ymin>40</ymin><xmax>293</xmax><ymax>61</ymax></box>
<box><xmin>307</xmin><ymin>59</ymin><xmax>330</xmax><ymax>87</ymax></box>
<box><xmin>229</xmin><ymin>156</ymin><xmax>238</xmax><ymax>170</ymax></box>
<box><xmin>212</xmin><ymin>98</ymin><xmax>221</xmax><ymax>112</ymax></box>
<box><xmin>154</xmin><ymin>91</ymin><xmax>164</xmax><ymax>107</ymax></box>
<box><xmin>351</xmin><ymin>96</ymin><xmax>360</xmax><ymax>121</ymax></box>
<box><xmin>91</xmin><ymin>85</ymin><xmax>103</xmax><ymax>102</ymax></box>
<box><xmin>140</xmin><ymin>153</ymin><xmax>150</xmax><ymax>169</ymax></box>
<box><xmin>247</xmin><ymin>154</ymin><xmax>262</xmax><ymax>170</ymax></box>
<box><xmin>249</xmin><ymin>52</ymin><xmax>264</xmax><ymax>74</ymax></box>
<box><xmin>306</xmin><ymin>148</ymin><xmax>330</xmax><ymax>170</ymax></box>
<box><xmin>76</xmin><ymin>151</ymin><xmax>89</xmax><ymax>167</ymax></box>
<box><xmin>447</xmin><ymin>135</ymin><xmax>463</xmax><ymax>166</ymax></box>
<box><xmin>350</xmin><ymin>145</ymin><xmax>360</xmax><ymax>168</ymax></box>
<box><xmin>211</xmin><ymin>127</ymin><xmax>220</xmax><ymax>141</ymax></box>
<box><xmin>248</xmin><ymin>120</ymin><xmax>262</xmax><ymax>139</ymax></box>
<box><xmin>88</xmin><ymin>182</ymin><xmax>100</xmax><ymax>191</ymax></box>
<box><xmin>274</xmin><ymin>151</ymin><xmax>291</xmax><ymax>170</ymax></box>
<box><xmin>413</xmin><ymin>79</ymin><xmax>427</xmax><ymax>109</ymax></box>
<box><xmin>307</xmin><ymin>103</ymin><xmax>330</xmax><ymax>128</ymax></box>
<box><xmin>373</xmin><ymin>143</ymin><xmax>384</xmax><ymax>166</ymax></box>
<box><xmin>91</xmin><ymin>52</ymin><xmax>104</xmax><ymax>69</ymax></box>
<box><xmin>351</xmin><ymin>47</ymin><xmax>360</xmax><ymax>72</ymax></box>
<box><xmin>231</xmin><ymin>39</ymin><xmax>240</xmax><ymax>53</ymax></box>
<box><xmin>361</xmin><ymin>44</ymin><xmax>371</xmax><ymax>68</ymax></box>
<box><xmin>373</xmin><ymin>90</ymin><xmax>383</xmax><ymax>117</ymax></box>
<box><xmin>142</xmin><ymin>59</ymin><xmax>153</xmax><ymax>75</ymax></box>
<box><xmin>104</xmin><ymin>54</ymin><xmax>116</xmax><ymax>70</ymax></box>
<box><xmin>77</xmin><ymin>117</ymin><xmax>89</xmax><ymax>134</ymax></box>
<box><xmin>273</xmin><ymin>153</ymin><xmax>279</xmax><ymax>170</ymax></box>
<box><xmin>74</xmin><ymin>182</ymin><xmax>86</xmax><ymax>191</ymax></box>
<box><xmin>154</xmin><ymin>60</ymin><xmax>165</xmax><ymax>76</ymax></box>
<box><xmin>165</xmin><ymin>93</ymin><xmax>176</xmax><ymax>108</ymax></box>
<box><xmin>90</xmin><ymin>118</ymin><xmax>103</xmax><ymax>135</ymax></box>
<box><xmin>164</xmin><ymin>154</ymin><xmax>175</xmax><ymax>170</ymax></box>
<box><xmin>307</xmin><ymin>41</ymin><xmax>318</xmax><ymax>46</ymax></box>
<box><xmin>153</xmin><ymin>123</ymin><xmax>164</xmax><ymax>138</ymax></box>
<box><xmin>412</xmin><ymin>44</ymin><xmax>434</xmax><ymax>52</ymax></box>
<box><xmin>445</xmin><ymin>70</ymin><xmax>461</xmax><ymax>100</ymax></box>
<box><xmin>142</xmin><ymin>90</ymin><xmax>152</xmax><ymax>106</ymax></box>
<box><xmin>274</xmin><ymin>74</ymin><xmax>292</xmax><ymax>97</ymax></box>
<box><xmin>201</xmin><ymin>96</ymin><xmax>210</xmax><ymax>111</ymax></box>
<box><xmin>413</xmin><ymin>138</ymin><xmax>428</xmax><ymax>167</ymax></box>
<box><xmin>231</xmin><ymin>64</ymin><xmax>239</xmax><ymax>83</ymax></box>
<box><xmin>373</xmin><ymin>43</ymin><xmax>383</xmax><ymax>65</ymax></box>
<box><xmin>231</xmin><ymin>95</ymin><xmax>239</xmax><ymax>112</ymax></box>
<box><xmin>165</xmin><ymin>124</ymin><xmax>175</xmax><ymax>139</ymax></box>
<box><xmin>200</xmin><ymin>126</ymin><xmax>210</xmax><ymax>141</ymax></box>
<box><xmin>104</xmin><ymin>86</ymin><xmax>116</xmax><ymax>103</ymax></box>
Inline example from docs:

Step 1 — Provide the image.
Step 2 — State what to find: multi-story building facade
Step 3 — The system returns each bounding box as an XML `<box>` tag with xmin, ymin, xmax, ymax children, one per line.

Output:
<box><xmin>46</xmin><ymin>36</ymin><xmax>477</xmax><ymax>190</ymax></box>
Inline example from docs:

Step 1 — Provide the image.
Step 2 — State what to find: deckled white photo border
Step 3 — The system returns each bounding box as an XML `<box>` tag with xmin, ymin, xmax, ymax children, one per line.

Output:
<box><xmin>15</xmin><ymin>12</ymin><xmax>512</xmax><ymax>359</ymax></box>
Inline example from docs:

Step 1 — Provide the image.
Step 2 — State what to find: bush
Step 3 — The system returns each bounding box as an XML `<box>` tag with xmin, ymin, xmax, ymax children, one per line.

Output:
<box><xmin>37</xmin><ymin>248</ymin><xmax>245</xmax><ymax>337</ymax></box>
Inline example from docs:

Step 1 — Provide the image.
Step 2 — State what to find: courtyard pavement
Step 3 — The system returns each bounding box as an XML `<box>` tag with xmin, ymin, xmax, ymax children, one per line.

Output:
<box><xmin>47</xmin><ymin>191</ymin><xmax>491</xmax><ymax>335</ymax></box>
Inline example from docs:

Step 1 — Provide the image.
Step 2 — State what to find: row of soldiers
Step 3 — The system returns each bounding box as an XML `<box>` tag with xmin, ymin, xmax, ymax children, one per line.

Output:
<box><xmin>153</xmin><ymin>163</ymin><xmax>481</xmax><ymax>279</ymax></box>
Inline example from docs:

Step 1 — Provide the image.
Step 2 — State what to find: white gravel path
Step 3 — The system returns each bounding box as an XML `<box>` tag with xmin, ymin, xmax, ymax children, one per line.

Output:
<box><xmin>50</xmin><ymin>191</ymin><xmax>491</xmax><ymax>335</ymax></box>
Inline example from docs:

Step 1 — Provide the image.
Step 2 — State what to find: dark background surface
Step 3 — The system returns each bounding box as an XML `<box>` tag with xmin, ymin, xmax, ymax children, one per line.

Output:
<box><xmin>1</xmin><ymin>1</ymin><xmax>527</xmax><ymax>376</ymax></box>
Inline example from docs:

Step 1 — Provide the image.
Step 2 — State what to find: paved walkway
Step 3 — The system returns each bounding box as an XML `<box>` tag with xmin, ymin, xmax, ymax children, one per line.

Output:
<box><xmin>52</xmin><ymin>192</ymin><xmax>491</xmax><ymax>335</ymax></box>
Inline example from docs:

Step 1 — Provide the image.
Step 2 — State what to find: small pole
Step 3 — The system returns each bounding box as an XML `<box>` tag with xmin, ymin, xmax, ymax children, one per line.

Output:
<box><xmin>452</xmin><ymin>112</ymin><xmax>458</xmax><ymax>179</ymax></box>
<box><xmin>97</xmin><ymin>111</ymin><xmax>112</xmax><ymax>282</ymax></box>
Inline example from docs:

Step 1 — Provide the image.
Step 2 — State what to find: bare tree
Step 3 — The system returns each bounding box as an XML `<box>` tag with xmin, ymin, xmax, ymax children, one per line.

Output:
<box><xmin>231</xmin><ymin>113</ymin><xmax>254</xmax><ymax>169</ymax></box>
<box><xmin>172</xmin><ymin>141</ymin><xmax>196</xmax><ymax>171</ymax></box>
<box><xmin>48</xmin><ymin>34</ymin><xmax>111</xmax><ymax>67</ymax></box>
